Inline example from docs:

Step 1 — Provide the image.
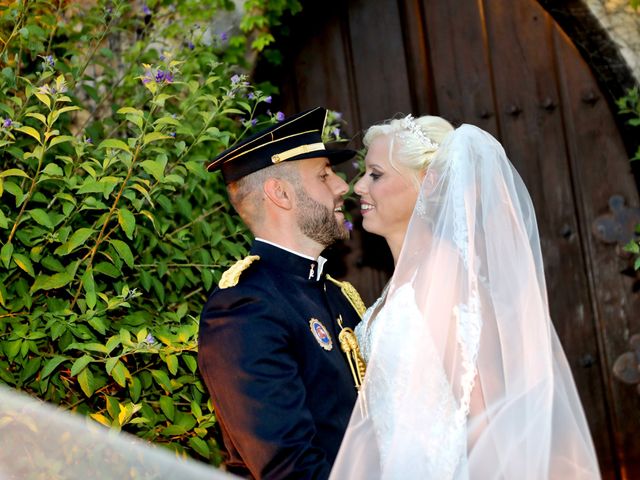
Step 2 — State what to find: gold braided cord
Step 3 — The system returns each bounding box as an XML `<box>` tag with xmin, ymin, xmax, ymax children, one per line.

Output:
<box><xmin>337</xmin><ymin>316</ymin><xmax>367</xmax><ymax>389</ymax></box>
<box><xmin>219</xmin><ymin>255</ymin><xmax>260</xmax><ymax>289</ymax></box>
<box><xmin>325</xmin><ymin>274</ymin><xmax>367</xmax><ymax>318</ymax></box>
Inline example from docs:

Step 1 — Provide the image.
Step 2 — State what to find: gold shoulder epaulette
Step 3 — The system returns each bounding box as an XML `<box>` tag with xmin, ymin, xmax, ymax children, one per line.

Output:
<box><xmin>219</xmin><ymin>255</ymin><xmax>260</xmax><ymax>289</ymax></box>
<box><xmin>325</xmin><ymin>274</ymin><xmax>367</xmax><ymax>318</ymax></box>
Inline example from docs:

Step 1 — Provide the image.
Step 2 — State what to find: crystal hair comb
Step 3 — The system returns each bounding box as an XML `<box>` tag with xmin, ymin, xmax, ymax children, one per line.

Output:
<box><xmin>400</xmin><ymin>114</ymin><xmax>440</xmax><ymax>150</ymax></box>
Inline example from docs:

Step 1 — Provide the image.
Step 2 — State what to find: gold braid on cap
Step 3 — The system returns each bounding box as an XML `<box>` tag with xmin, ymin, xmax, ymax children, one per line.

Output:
<box><xmin>219</xmin><ymin>255</ymin><xmax>260</xmax><ymax>289</ymax></box>
<box><xmin>326</xmin><ymin>274</ymin><xmax>366</xmax><ymax>318</ymax></box>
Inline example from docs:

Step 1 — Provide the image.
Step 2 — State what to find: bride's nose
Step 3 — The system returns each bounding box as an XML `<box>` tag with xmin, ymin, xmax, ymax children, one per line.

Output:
<box><xmin>354</xmin><ymin>175</ymin><xmax>366</xmax><ymax>196</ymax></box>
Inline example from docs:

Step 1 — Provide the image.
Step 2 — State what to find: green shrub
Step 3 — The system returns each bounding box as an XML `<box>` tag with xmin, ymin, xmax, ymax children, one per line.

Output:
<box><xmin>0</xmin><ymin>0</ymin><xmax>301</xmax><ymax>463</ymax></box>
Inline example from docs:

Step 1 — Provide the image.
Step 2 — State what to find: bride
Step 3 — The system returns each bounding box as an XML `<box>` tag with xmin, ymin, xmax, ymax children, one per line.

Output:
<box><xmin>330</xmin><ymin>115</ymin><xmax>601</xmax><ymax>479</ymax></box>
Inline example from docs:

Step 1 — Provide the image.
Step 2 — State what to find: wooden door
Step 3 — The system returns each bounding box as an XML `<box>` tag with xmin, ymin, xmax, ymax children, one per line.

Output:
<box><xmin>259</xmin><ymin>0</ymin><xmax>640</xmax><ymax>477</ymax></box>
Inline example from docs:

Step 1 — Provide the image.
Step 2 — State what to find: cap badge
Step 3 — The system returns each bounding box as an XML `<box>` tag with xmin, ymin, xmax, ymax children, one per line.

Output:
<box><xmin>309</xmin><ymin>318</ymin><xmax>333</xmax><ymax>351</ymax></box>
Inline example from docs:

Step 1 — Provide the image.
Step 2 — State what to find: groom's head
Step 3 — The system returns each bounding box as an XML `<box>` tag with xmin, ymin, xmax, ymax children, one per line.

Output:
<box><xmin>207</xmin><ymin>107</ymin><xmax>355</xmax><ymax>248</ymax></box>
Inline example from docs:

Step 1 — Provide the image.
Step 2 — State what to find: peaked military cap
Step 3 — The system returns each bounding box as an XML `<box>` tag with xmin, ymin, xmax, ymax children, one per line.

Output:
<box><xmin>206</xmin><ymin>107</ymin><xmax>357</xmax><ymax>183</ymax></box>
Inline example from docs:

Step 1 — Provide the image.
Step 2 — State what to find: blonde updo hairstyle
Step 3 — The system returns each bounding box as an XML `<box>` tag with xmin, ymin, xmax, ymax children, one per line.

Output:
<box><xmin>363</xmin><ymin>115</ymin><xmax>455</xmax><ymax>187</ymax></box>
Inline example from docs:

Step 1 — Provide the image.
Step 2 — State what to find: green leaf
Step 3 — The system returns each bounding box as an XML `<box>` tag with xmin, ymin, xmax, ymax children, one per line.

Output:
<box><xmin>111</xmin><ymin>360</ymin><xmax>129</xmax><ymax>387</ymax></box>
<box><xmin>143</xmin><ymin>132</ymin><xmax>171</xmax><ymax>146</ymax></box>
<box><xmin>41</xmin><ymin>355</ymin><xmax>67</xmax><ymax>379</ymax></box>
<box><xmin>21</xmin><ymin>357</ymin><xmax>42</xmax><ymax>383</ymax></box>
<box><xmin>13</xmin><ymin>253</ymin><xmax>35</xmax><ymax>277</ymax></box>
<box><xmin>25</xmin><ymin>112</ymin><xmax>47</xmax><ymax>125</ymax></box>
<box><xmin>78</xmin><ymin>367</ymin><xmax>95</xmax><ymax>397</ymax></box>
<box><xmin>151</xmin><ymin>369</ymin><xmax>173</xmax><ymax>393</ymax></box>
<box><xmin>159</xmin><ymin>395</ymin><xmax>175</xmax><ymax>421</ymax></box>
<box><xmin>29</xmin><ymin>208</ymin><xmax>54</xmax><ymax>228</ymax></box>
<box><xmin>54</xmin><ymin>228</ymin><xmax>94</xmax><ymax>255</ymax></box>
<box><xmin>140</xmin><ymin>159</ymin><xmax>165</xmax><ymax>181</ymax></box>
<box><xmin>35</xmin><ymin>93</ymin><xmax>51</xmax><ymax>109</ymax></box>
<box><xmin>0</xmin><ymin>168</ymin><xmax>30</xmax><ymax>179</ymax></box>
<box><xmin>109</xmin><ymin>239</ymin><xmax>134</xmax><ymax>268</ymax></box>
<box><xmin>1</xmin><ymin>242</ymin><xmax>14</xmax><ymax>269</ymax></box>
<box><xmin>49</xmin><ymin>135</ymin><xmax>75</xmax><ymax>148</ymax></box>
<box><xmin>117</xmin><ymin>208</ymin><xmax>136</xmax><ymax>239</ymax></box>
<box><xmin>182</xmin><ymin>355</ymin><xmax>197</xmax><ymax>373</ymax></box>
<box><xmin>0</xmin><ymin>210</ymin><xmax>7</xmax><ymax>229</ymax></box>
<box><xmin>106</xmin><ymin>357</ymin><xmax>119</xmax><ymax>375</ymax></box>
<box><xmin>98</xmin><ymin>138</ymin><xmax>131</xmax><ymax>153</ymax></box>
<box><xmin>30</xmin><ymin>270</ymin><xmax>74</xmax><ymax>294</ymax></box>
<box><xmin>117</xmin><ymin>107</ymin><xmax>144</xmax><ymax>116</ymax></box>
<box><xmin>165</xmin><ymin>354</ymin><xmax>178</xmax><ymax>375</ymax></box>
<box><xmin>160</xmin><ymin>425</ymin><xmax>187</xmax><ymax>437</ymax></box>
<box><xmin>129</xmin><ymin>376</ymin><xmax>142</xmax><ymax>403</ymax></box>
<box><xmin>188</xmin><ymin>437</ymin><xmax>211</xmax><ymax>459</ymax></box>
<box><xmin>89</xmin><ymin>316</ymin><xmax>107</xmax><ymax>335</ymax></box>
<box><xmin>82</xmin><ymin>266</ymin><xmax>96</xmax><ymax>309</ymax></box>
<box><xmin>16</xmin><ymin>126</ymin><xmax>42</xmax><ymax>144</ymax></box>
<box><xmin>70</xmin><ymin>354</ymin><xmax>93</xmax><ymax>376</ymax></box>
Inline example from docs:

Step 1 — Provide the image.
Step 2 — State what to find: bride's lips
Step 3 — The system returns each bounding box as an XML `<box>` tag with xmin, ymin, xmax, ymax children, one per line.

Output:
<box><xmin>360</xmin><ymin>202</ymin><xmax>374</xmax><ymax>215</ymax></box>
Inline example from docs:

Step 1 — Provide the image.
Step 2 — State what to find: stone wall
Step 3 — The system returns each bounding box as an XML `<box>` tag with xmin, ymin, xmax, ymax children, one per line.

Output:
<box><xmin>587</xmin><ymin>0</ymin><xmax>640</xmax><ymax>83</ymax></box>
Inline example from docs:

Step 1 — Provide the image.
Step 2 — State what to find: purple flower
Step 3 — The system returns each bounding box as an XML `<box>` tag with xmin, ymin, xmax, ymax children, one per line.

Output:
<box><xmin>230</xmin><ymin>74</ymin><xmax>241</xmax><ymax>85</ymax></box>
<box><xmin>264</xmin><ymin>95</ymin><xmax>272</xmax><ymax>104</ymax></box>
<box><xmin>145</xmin><ymin>333</ymin><xmax>155</xmax><ymax>344</ymax></box>
<box><xmin>159</xmin><ymin>54</ymin><xmax>166</xmax><ymax>61</ymax></box>
<box><xmin>247</xmin><ymin>92</ymin><xmax>255</xmax><ymax>100</ymax></box>
<box><xmin>85</xmin><ymin>137</ymin><xmax>92</xmax><ymax>144</ymax></box>
<box><xmin>251</xmin><ymin>118</ymin><xmax>257</xmax><ymax>126</ymax></box>
<box><xmin>44</xmin><ymin>55</ymin><xmax>55</xmax><ymax>68</ymax></box>
<box><xmin>142</xmin><ymin>4</ymin><xmax>151</xmax><ymax>15</ymax></box>
<box><xmin>187</xmin><ymin>41</ymin><xmax>195</xmax><ymax>50</ymax></box>
<box><xmin>169</xmin><ymin>132</ymin><xmax>176</xmax><ymax>137</ymax></box>
<box><xmin>344</xmin><ymin>220</ymin><xmax>354</xmax><ymax>231</ymax></box>
<box><xmin>2</xmin><ymin>118</ymin><xmax>12</xmax><ymax>128</ymax></box>
<box><xmin>332</xmin><ymin>128</ymin><xmax>341</xmax><ymax>138</ymax></box>
<box><xmin>275</xmin><ymin>111</ymin><xmax>285</xmax><ymax>122</ymax></box>
<box><xmin>352</xmin><ymin>160</ymin><xmax>359</xmax><ymax>169</ymax></box>
<box><xmin>154</xmin><ymin>70</ymin><xmax>173</xmax><ymax>83</ymax></box>
<box><xmin>220</xmin><ymin>32</ymin><xmax>228</xmax><ymax>41</ymax></box>
<box><xmin>334</xmin><ymin>111</ymin><xmax>343</xmax><ymax>120</ymax></box>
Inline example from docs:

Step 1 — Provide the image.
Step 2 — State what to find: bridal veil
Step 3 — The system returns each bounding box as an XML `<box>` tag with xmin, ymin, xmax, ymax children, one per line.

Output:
<box><xmin>331</xmin><ymin>124</ymin><xmax>600</xmax><ymax>479</ymax></box>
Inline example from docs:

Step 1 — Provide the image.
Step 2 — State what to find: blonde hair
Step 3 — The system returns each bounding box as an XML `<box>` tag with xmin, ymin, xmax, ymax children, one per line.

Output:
<box><xmin>363</xmin><ymin>115</ymin><xmax>455</xmax><ymax>183</ymax></box>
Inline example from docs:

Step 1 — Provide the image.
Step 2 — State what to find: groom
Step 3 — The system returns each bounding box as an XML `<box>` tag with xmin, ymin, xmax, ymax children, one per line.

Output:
<box><xmin>198</xmin><ymin>107</ymin><xmax>365</xmax><ymax>479</ymax></box>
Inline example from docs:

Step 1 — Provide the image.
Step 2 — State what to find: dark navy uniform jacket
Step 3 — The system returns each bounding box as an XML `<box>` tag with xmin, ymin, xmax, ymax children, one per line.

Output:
<box><xmin>198</xmin><ymin>240</ymin><xmax>362</xmax><ymax>479</ymax></box>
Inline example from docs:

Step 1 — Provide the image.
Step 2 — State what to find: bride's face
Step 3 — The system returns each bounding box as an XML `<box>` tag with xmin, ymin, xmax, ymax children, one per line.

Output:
<box><xmin>354</xmin><ymin>135</ymin><xmax>421</xmax><ymax>241</ymax></box>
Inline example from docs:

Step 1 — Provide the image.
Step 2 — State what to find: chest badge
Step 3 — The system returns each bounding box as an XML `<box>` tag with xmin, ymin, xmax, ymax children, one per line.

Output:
<box><xmin>309</xmin><ymin>318</ymin><xmax>333</xmax><ymax>351</ymax></box>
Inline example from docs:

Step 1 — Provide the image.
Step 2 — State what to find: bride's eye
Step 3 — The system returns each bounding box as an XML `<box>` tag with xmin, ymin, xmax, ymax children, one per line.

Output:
<box><xmin>369</xmin><ymin>172</ymin><xmax>382</xmax><ymax>180</ymax></box>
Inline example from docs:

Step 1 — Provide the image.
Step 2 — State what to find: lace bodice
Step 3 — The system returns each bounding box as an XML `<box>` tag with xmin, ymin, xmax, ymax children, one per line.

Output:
<box><xmin>355</xmin><ymin>284</ymin><xmax>469</xmax><ymax>479</ymax></box>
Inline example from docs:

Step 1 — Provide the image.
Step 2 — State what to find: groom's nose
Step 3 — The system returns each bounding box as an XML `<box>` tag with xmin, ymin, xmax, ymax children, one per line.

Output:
<box><xmin>329</xmin><ymin>170</ymin><xmax>349</xmax><ymax>197</ymax></box>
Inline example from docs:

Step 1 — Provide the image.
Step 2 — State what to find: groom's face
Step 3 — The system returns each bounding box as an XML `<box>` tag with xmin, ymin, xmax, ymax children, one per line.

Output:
<box><xmin>294</xmin><ymin>157</ymin><xmax>350</xmax><ymax>247</ymax></box>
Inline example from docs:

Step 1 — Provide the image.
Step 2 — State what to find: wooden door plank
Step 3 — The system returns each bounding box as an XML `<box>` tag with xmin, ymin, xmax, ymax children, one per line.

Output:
<box><xmin>346</xmin><ymin>0</ymin><xmax>413</xmax><ymax>127</ymax></box>
<box><xmin>481</xmin><ymin>1</ymin><xmax>616</xmax><ymax>476</ymax></box>
<box><xmin>554</xmin><ymin>23</ymin><xmax>640</xmax><ymax>479</ymax></box>
<box><xmin>420</xmin><ymin>0</ymin><xmax>498</xmax><ymax>134</ymax></box>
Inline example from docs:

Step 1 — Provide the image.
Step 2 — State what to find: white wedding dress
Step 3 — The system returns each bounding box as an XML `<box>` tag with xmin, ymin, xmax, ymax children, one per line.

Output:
<box><xmin>355</xmin><ymin>284</ymin><xmax>470</xmax><ymax>479</ymax></box>
<box><xmin>331</xmin><ymin>124</ymin><xmax>600</xmax><ymax>480</ymax></box>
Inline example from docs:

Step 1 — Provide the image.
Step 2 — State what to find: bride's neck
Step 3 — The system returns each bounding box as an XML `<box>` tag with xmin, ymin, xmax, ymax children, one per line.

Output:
<box><xmin>386</xmin><ymin>230</ymin><xmax>406</xmax><ymax>266</ymax></box>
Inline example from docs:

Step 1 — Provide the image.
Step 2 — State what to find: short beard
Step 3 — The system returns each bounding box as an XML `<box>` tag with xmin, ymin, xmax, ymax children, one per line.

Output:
<box><xmin>295</xmin><ymin>186</ymin><xmax>349</xmax><ymax>247</ymax></box>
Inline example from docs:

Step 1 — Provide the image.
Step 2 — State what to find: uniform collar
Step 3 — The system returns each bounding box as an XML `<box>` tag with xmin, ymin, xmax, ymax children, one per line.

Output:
<box><xmin>253</xmin><ymin>238</ymin><xmax>326</xmax><ymax>281</ymax></box>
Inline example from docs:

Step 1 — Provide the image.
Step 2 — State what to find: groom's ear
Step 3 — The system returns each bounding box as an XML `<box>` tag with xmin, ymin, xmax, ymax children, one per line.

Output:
<box><xmin>263</xmin><ymin>178</ymin><xmax>293</xmax><ymax>210</ymax></box>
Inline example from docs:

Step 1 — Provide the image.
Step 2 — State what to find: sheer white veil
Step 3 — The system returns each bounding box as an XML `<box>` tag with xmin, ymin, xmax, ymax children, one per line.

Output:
<box><xmin>331</xmin><ymin>124</ymin><xmax>600</xmax><ymax>479</ymax></box>
<box><xmin>0</xmin><ymin>384</ymin><xmax>233</xmax><ymax>479</ymax></box>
